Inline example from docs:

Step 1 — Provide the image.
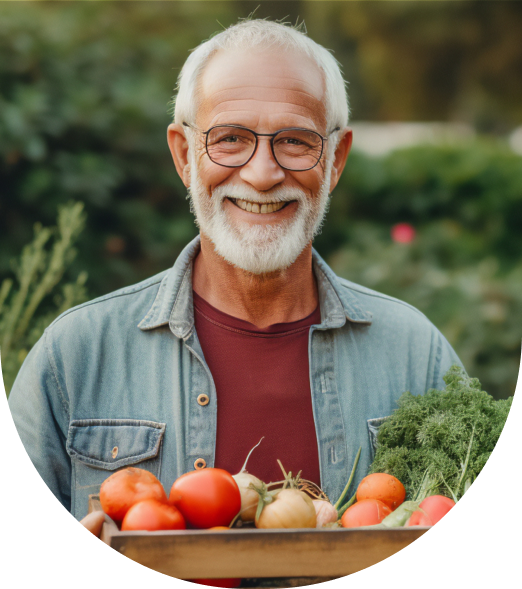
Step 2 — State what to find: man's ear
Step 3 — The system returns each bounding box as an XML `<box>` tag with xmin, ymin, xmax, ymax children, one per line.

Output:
<box><xmin>329</xmin><ymin>128</ymin><xmax>353</xmax><ymax>193</ymax></box>
<box><xmin>167</xmin><ymin>123</ymin><xmax>191</xmax><ymax>187</ymax></box>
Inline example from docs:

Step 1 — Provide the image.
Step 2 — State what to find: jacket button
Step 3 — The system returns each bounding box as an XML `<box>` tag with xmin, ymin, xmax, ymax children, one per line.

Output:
<box><xmin>194</xmin><ymin>458</ymin><xmax>207</xmax><ymax>470</ymax></box>
<box><xmin>197</xmin><ymin>394</ymin><xmax>210</xmax><ymax>406</ymax></box>
<box><xmin>111</xmin><ymin>446</ymin><xmax>119</xmax><ymax>459</ymax></box>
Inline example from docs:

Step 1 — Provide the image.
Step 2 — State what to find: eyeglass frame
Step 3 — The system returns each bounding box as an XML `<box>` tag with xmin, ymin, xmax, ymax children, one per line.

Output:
<box><xmin>182</xmin><ymin>122</ymin><xmax>341</xmax><ymax>172</ymax></box>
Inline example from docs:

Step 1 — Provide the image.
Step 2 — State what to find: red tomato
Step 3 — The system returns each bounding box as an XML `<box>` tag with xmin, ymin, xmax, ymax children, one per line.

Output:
<box><xmin>169</xmin><ymin>468</ymin><xmax>241</xmax><ymax>529</ymax></box>
<box><xmin>406</xmin><ymin>510</ymin><xmax>433</xmax><ymax>527</ymax></box>
<box><xmin>407</xmin><ymin>495</ymin><xmax>455</xmax><ymax>527</ymax></box>
<box><xmin>121</xmin><ymin>499</ymin><xmax>186</xmax><ymax>531</ymax></box>
<box><xmin>191</xmin><ymin>579</ymin><xmax>241</xmax><ymax>588</ymax></box>
<box><xmin>340</xmin><ymin>499</ymin><xmax>392</xmax><ymax>528</ymax></box>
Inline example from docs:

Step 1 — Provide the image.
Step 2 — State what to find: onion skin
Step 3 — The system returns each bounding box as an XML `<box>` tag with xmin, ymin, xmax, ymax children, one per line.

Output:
<box><xmin>313</xmin><ymin>500</ymin><xmax>339</xmax><ymax>528</ymax></box>
<box><xmin>232</xmin><ymin>472</ymin><xmax>263</xmax><ymax>522</ymax></box>
<box><xmin>256</xmin><ymin>489</ymin><xmax>317</xmax><ymax>529</ymax></box>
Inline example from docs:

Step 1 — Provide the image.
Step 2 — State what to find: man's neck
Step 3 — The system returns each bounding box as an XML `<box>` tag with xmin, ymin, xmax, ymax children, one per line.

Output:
<box><xmin>192</xmin><ymin>233</ymin><xmax>319</xmax><ymax>329</ymax></box>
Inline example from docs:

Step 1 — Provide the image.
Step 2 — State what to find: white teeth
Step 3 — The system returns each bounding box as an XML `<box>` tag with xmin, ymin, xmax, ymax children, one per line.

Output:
<box><xmin>233</xmin><ymin>199</ymin><xmax>287</xmax><ymax>214</ymax></box>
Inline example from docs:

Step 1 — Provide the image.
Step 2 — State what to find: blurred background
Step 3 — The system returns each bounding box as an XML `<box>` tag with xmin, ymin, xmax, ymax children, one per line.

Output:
<box><xmin>1</xmin><ymin>0</ymin><xmax>521</xmax><ymax>398</ymax></box>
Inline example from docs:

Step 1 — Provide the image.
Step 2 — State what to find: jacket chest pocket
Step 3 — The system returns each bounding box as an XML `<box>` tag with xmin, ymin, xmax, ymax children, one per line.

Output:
<box><xmin>367</xmin><ymin>416</ymin><xmax>390</xmax><ymax>461</ymax></box>
<box><xmin>66</xmin><ymin>419</ymin><xmax>166</xmax><ymax>520</ymax></box>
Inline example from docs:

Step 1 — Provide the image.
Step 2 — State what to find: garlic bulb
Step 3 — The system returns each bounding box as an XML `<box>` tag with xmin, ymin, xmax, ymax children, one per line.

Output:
<box><xmin>313</xmin><ymin>499</ymin><xmax>339</xmax><ymax>528</ymax></box>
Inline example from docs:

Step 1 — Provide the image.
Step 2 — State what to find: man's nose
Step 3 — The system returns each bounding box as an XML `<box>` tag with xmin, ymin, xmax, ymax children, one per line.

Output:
<box><xmin>239</xmin><ymin>137</ymin><xmax>286</xmax><ymax>191</ymax></box>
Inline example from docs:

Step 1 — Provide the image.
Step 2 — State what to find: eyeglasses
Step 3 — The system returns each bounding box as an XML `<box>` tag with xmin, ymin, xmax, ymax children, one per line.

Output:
<box><xmin>182</xmin><ymin>122</ymin><xmax>340</xmax><ymax>172</ymax></box>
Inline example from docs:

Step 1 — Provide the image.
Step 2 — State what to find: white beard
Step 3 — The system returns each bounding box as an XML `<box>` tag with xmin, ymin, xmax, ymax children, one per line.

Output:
<box><xmin>187</xmin><ymin>149</ymin><xmax>334</xmax><ymax>275</ymax></box>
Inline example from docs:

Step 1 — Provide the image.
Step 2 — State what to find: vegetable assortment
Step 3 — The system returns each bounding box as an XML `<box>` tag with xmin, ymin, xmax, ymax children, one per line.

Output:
<box><xmin>96</xmin><ymin>449</ymin><xmax>451</xmax><ymax>535</ymax></box>
<box><xmin>96</xmin><ymin>366</ymin><xmax>511</xmax><ymax>537</ymax></box>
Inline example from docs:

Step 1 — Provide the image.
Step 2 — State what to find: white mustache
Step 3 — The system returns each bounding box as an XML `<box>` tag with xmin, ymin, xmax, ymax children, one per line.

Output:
<box><xmin>212</xmin><ymin>184</ymin><xmax>306</xmax><ymax>204</ymax></box>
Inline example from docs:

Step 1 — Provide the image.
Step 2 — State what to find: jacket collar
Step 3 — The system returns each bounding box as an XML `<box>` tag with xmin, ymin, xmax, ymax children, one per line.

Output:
<box><xmin>312</xmin><ymin>248</ymin><xmax>373</xmax><ymax>328</ymax></box>
<box><xmin>138</xmin><ymin>235</ymin><xmax>372</xmax><ymax>338</ymax></box>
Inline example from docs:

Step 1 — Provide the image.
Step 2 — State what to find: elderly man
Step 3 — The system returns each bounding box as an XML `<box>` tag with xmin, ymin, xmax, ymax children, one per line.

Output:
<box><xmin>9</xmin><ymin>20</ymin><xmax>462</xmax><ymax>525</ymax></box>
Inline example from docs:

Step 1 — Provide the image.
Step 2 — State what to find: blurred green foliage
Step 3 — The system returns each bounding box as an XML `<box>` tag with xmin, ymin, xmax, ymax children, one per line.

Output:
<box><xmin>0</xmin><ymin>1</ymin><xmax>220</xmax><ymax>297</ymax></box>
<box><xmin>1</xmin><ymin>202</ymin><xmax>88</xmax><ymax>394</ymax></box>
<box><xmin>1</xmin><ymin>2</ymin><xmax>521</xmax><ymax>399</ymax></box>
<box><xmin>320</xmin><ymin>141</ymin><xmax>522</xmax><ymax>268</ymax></box>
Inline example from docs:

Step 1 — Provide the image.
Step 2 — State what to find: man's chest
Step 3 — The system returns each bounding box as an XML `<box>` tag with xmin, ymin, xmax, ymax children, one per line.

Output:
<box><xmin>193</xmin><ymin>294</ymin><xmax>322</xmax><ymax>487</ymax></box>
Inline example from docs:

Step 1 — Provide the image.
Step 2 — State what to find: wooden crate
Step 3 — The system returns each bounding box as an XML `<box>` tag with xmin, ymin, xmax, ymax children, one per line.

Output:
<box><xmin>89</xmin><ymin>495</ymin><xmax>428</xmax><ymax>584</ymax></box>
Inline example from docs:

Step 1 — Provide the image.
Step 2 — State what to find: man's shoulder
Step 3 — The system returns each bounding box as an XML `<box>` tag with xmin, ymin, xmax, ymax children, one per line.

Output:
<box><xmin>46</xmin><ymin>269</ymin><xmax>168</xmax><ymax>334</ymax></box>
<box><xmin>312</xmin><ymin>249</ymin><xmax>438</xmax><ymax>333</ymax></box>
<box><xmin>335</xmin><ymin>274</ymin><xmax>436</xmax><ymax>330</ymax></box>
<box><xmin>336</xmin><ymin>275</ymin><xmax>423</xmax><ymax>312</ymax></box>
<box><xmin>331</xmin><ymin>273</ymin><xmax>463</xmax><ymax>390</ymax></box>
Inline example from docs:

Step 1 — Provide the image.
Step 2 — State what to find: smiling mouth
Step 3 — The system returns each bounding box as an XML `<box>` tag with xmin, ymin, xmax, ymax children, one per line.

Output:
<box><xmin>228</xmin><ymin>198</ymin><xmax>294</xmax><ymax>214</ymax></box>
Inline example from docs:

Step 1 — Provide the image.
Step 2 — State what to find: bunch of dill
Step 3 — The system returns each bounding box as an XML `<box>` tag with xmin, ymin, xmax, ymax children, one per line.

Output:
<box><xmin>369</xmin><ymin>365</ymin><xmax>512</xmax><ymax>500</ymax></box>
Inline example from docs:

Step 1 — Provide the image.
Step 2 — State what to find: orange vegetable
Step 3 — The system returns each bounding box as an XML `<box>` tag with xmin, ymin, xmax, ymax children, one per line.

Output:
<box><xmin>356</xmin><ymin>473</ymin><xmax>406</xmax><ymax>510</ymax></box>
<box><xmin>341</xmin><ymin>499</ymin><xmax>392</xmax><ymax>528</ymax></box>
<box><xmin>100</xmin><ymin>467</ymin><xmax>167</xmax><ymax>523</ymax></box>
<box><xmin>207</xmin><ymin>526</ymin><xmax>232</xmax><ymax>531</ymax></box>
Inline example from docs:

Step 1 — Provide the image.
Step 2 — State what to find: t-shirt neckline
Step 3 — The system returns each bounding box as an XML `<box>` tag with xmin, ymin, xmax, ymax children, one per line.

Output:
<box><xmin>192</xmin><ymin>290</ymin><xmax>321</xmax><ymax>336</ymax></box>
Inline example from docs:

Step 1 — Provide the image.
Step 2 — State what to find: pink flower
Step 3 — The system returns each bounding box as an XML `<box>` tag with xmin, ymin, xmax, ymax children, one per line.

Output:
<box><xmin>391</xmin><ymin>223</ymin><xmax>416</xmax><ymax>243</ymax></box>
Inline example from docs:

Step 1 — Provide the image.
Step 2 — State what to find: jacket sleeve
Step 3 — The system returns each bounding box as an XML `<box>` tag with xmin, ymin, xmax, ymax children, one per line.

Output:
<box><xmin>7</xmin><ymin>330</ymin><xmax>72</xmax><ymax>511</ymax></box>
<box><xmin>429</xmin><ymin>327</ymin><xmax>466</xmax><ymax>391</ymax></box>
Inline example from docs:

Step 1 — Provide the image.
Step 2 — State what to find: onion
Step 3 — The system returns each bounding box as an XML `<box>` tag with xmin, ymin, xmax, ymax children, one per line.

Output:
<box><xmin>232</xmin><ymin>438</ymin><xmax>265</xmax><ymax>523</ymax></box>
<box><xmin>313</xmin><ymin>499</ymin><xmax>339</xmax><ymax>528</ymax></box>
<box><xmin>256</xmin><ymin>489</ymin><xmax>317</xmax><ymax>529</ymax></box>
<box><xmin>232</xmin><ymin>471</ymin><xmax>263</xmax><ymax>522</ymax></box>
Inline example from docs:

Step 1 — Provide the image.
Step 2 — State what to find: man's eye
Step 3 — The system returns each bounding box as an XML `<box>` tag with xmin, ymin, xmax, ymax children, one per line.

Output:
<box><xmin>220</xmin><ymin>135</ymin><xmax>239</xmax><ymax>143</ymax></box>
<box><xmin>284</xmin><ymin>137</ymin><xmax>304</xmax><ymax>146</ymax></box>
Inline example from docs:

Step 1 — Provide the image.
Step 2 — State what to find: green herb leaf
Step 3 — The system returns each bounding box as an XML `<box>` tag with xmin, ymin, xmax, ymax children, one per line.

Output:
<box><xmin>369</xmin><ymin>366</ymin><xmax>512</xmax><ymax>501</ymax></box>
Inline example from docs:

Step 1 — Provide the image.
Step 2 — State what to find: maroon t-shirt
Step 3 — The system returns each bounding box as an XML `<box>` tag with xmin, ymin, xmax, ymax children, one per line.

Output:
<box><xmin>193</xmin><ymin>290</ymin><xmax>322</xmax><ymax>487</ymax></box>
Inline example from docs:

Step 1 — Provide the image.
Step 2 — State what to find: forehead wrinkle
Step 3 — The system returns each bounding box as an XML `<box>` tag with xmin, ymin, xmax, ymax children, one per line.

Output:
<box><xmin>206</xmin><ymin>86</ymin><xmax>324</xmax><ymax>103</ymax></box>
<box><xmin>208</xmin><ymin>96</ymin><xmax>322</xmax><ymax>109</ymax></box>
<box><xmin>204</xmin><ymin>93</ymin><xmax>326</xmax><ymax>121</ymax></box>
<box><xmin>198</xmin><ymin>50</ymin><xmax>327</xmax><ymax>130</ymax></box>
<box><xmin>200</xmin><ymin>51</ymin><xmax>326</xmax><ymax>99</ymax></box>
<box><xmin>205</xmin><ymin>103</ymin><xmax>325</xmax><ymax>132</ymax></box>
<box><xmin>206</xmin><ymin>75</ymin><xmax>324</xmax><ymax>95</ymax></box>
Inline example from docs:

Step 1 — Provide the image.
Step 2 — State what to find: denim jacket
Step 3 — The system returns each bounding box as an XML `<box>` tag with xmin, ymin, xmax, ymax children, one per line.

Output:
<box><xmin>8</xmin><ymin>236</ymin><xmax>463</xmax><ymax>520</ymax></box>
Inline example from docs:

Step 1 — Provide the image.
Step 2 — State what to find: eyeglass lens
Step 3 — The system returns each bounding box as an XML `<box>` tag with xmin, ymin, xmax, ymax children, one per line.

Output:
<box><xmin>206</xmin><ymin>127</ymin><xmax>324</xmax><ymax>170</ymax></box>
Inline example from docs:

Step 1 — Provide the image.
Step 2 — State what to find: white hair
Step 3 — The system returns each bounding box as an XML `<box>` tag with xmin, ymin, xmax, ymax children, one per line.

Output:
<box><xmin>172</xmin><ymin>19</ymin><xmax>349</xmax><ymax>132</ymax></box>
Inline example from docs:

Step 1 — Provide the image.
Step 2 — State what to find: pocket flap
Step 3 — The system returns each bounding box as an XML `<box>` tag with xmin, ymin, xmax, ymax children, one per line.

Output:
<box><xmin>66</xmin><ymin>419</ymin><xmax>166</xmax><ymax>471</ymax></box>
<box><xmin>367</xmin><ymin>416</ymin><xmax>390</xmax><ymax>460</ymax></box>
